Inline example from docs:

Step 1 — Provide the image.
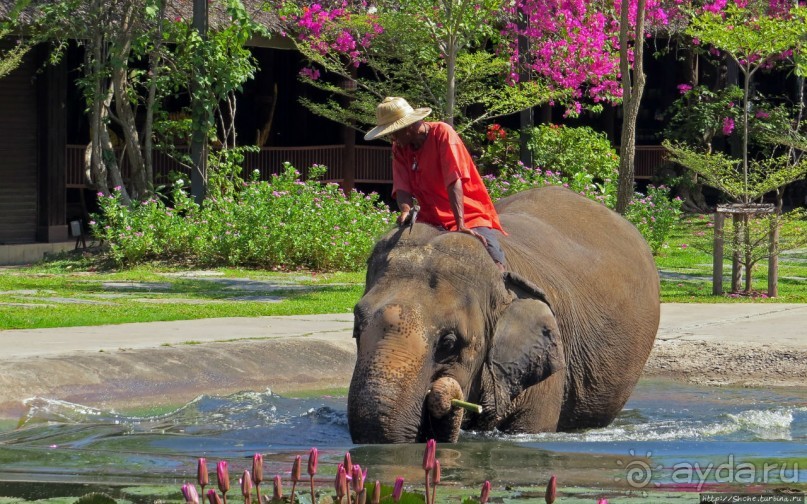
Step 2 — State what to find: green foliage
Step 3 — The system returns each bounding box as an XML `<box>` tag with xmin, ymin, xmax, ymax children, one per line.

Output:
<box><xmin>479</xmin><ymin>124</ymin><xmax>619</xmax><ymax>207</ymax></box>
<box><xmin>480</xmin><ymin>123</ymin><xmax>682</xmax><ymax>252</ymax></box>
<box><xmin>663</xmin><ymin>85</ymin><xmax>744</xmax><ymax>149</ymax></box>
<box><xmin>526</xmin><ymin>124</ymin><xmax>620</xmax><ymax>182</ymax></box>
<box><xmin>625</xmin><ymin>185</ymin><xmax>685</xmax><ymax>255</ymax></box>
<box><xmin>92</xmin><ymin>164</ymin><xmax>393</xmax><ymax>270</ymax></box>
<box><xmin>686</xmin><ymin>4</ymin><xmax>806</xmax><ymax>76</ymax></box>
<box><xmin>663</xmin><ymin>141</ymin><xmax>807</xmax><ymax>202</ymax></box>
<box><xmin>0</xmin><ymin>0</ymin><xmax>32</xmax><ymax>79</ymax></box>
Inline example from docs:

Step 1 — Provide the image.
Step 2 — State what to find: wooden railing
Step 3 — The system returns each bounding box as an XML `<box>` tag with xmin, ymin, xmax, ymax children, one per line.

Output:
<box><xmin>65</xmin><ymin>144</ymin><xmax>394</xmax><ymax>188</ymax></box>
<box><xmin>632</xmin><ymin>145</ymin><xmax>668</xmax><ymax>180</ymax></box>
<box><xmin>65</xmin><ymin>144</ymin><xmax>667</xmax><ymax>187</ymax></box>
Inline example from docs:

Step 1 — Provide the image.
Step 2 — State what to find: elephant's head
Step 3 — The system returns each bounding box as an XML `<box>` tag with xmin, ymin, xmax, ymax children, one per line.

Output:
<box><xmin>347</xmin><ymin>224</ymin><xmax>564</xmax><ymax>443</ymax></box>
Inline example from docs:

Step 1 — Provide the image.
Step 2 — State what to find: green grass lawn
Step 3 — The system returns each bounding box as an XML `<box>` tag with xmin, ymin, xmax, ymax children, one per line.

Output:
<box><xmin>655</xmin><ymin>215</ymin><xmax>807</xmax><ymax>303</ymax></box>
<box><xmin>1</xmin><ymin>218</ymin><xmax>805</xmax><ymax>330</ymax></box>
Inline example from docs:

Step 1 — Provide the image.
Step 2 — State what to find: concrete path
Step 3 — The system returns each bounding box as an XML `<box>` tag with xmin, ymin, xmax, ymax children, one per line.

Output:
<box><xmin>0</xmin><ymin>304</ymin><xmax>805</xmax><ymax>419</ymax></box>
<box><xmin>2</xmin><ymin>304</ymin><xmax>805</xmax><ymax>358</ymax></box>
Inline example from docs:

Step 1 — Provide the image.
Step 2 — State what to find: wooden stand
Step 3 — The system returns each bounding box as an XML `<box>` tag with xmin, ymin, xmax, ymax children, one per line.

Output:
<box><xmin>712</xmin><ymin>203</ymin><xmax>777</xmax><ymax>296</ymax></box>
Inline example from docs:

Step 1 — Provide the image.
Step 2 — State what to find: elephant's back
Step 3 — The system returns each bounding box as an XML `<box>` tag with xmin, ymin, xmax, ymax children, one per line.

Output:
<box><xmin>496</xmin><ymin>186</ymin><xmax>659</xmax><ymax>429</ymax></box>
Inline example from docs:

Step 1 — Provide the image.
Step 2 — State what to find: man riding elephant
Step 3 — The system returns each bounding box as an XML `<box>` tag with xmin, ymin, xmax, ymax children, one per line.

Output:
<box><xmin>364</xmin><ymin>96</ymin><xmax>507</xmax><ymax>273</ymax></box>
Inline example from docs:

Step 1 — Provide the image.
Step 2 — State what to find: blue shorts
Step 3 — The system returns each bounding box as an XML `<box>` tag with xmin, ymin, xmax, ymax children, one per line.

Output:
<box><xmin>472</xmin><ymin>227</ymin><xmax>506</xmax><ymax>264</ymax></box>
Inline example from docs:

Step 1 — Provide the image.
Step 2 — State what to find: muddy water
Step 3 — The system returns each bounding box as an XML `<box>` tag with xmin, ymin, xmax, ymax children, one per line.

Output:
<box><xmin>0</xmin><ymin>379</ymin><xmax>805</xmax><ymax>495</ymax></box>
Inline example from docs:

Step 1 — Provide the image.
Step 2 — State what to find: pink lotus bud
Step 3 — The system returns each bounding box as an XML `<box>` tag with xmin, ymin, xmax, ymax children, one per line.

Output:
<box><xmin>307</xmin><ymin>447</ymin><xmax>318</xmax><ymax>477</ymax></box>
<box><xmin>480</xmin><ymin>481</ymin><xmax>491</xmax><ymax>504</ymax></box>
<box><xmin>216</xmin><ymin>461</ymin><xmax>230</xmax><ymax>494</ymax></box>
<box><xmin>422</xmin><ymin>439</ymin><xmax>436</xmax><ymax>471</ymax></box>
<box><xmin>206</xmin><ymin>489</ymin><xmax>223</xmax><ymax>504</ymax></box>
<box><xmin>335</xmin><ymin>464</ymin><xmax>348</xmax><ymax>499</ymax></box>
<box><xmin>181</xmin><ymin>483</ymin><xmax>200</xmax><ymax>504</ymax></box>
<box><xmin>356</xmin><ymin>488</ymin><xmax>367</xmax><ymax>504</ymax></box>
<box><xmin>291</xmin><ymin>455</ymin><xmax>302</xmax><ymax>483</ymax></box>
<box><xmin>352</xmin><ymin>464</ymin><xmax>366</xmax><ymax>493</ymax></box>
<box><xmin>597</xmin><ymin>500</ymin><xmax>609</xmax><ymax>504</ymax></box>
<box><xmin>273</xmin><ymin>475</ymin><xmax>283</xmax><ymax>500</ymax></box>
<box><xmin>371</xmin><ymin>480</ymin><xmax>381</xmax><ymax>504</ymax></box>
<box><xmin>432</xmin><ymin>460</ymin><xmax>441</xmax><ymax>484</ymax></box>
<box><xmin>392</xmin><ymin>477</ymin><xmax>404</xmax><ymax>503</ymax></box>
<box><xmin>241</xmin><ymin>470</ymin><xmax>253</xmax><ymax>499</ymax></box>
<box><xmin>545</xmin><ymin>475</ymin><xmax>556</xmax><ymax>504</ymax></box>
<box><xmin>197</xmin><ymin>458</ymin><xmax>209</xmax><ymax>488</ymax></box>
<box><xmin>252</xmin><ymin>453</ymin><xmax>264</xmax><ymax>485</ymax></box>
<box><xmin>343</xmin><ymin>452</ymin><xmax>353</xmax><ymax>475</ymax></box>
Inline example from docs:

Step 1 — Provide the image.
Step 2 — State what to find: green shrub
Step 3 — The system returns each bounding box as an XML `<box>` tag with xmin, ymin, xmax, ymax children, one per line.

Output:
<box><xmin>527</xmin><ymin>123</ymin><xmax>619</xmax><ymax>182</ymax></box>
<box><xmin>92</xmin><ymin>164</ymin><xmax>394</xmax><ymax>270</ymax></box>
<box><xmin>625</xmin><ymin>185</ymin><xmax>684</xmax><ymax>255</ymax></box>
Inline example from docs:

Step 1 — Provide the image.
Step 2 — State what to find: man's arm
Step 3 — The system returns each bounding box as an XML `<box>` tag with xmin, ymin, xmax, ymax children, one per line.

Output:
<box><xmin>447</xmin><ymin>179</ymin><xmax>487</xmax><ymax>246</ymax></box>
<box><xmin>396</xmin><ymin>190</ymin><xmax>414</xmax><ymax>226</ymax></box>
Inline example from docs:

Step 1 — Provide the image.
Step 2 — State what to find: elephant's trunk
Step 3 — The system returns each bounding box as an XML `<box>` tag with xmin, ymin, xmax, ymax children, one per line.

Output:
<box><xmin>426</xmin><ymin>377</ymin><xmax>463</xmax><ymax>418</ymax></box>
<box><xmin>348</xmin><ymin>370</ymin><xmax>424</xmax><ymax>443</ymax></box>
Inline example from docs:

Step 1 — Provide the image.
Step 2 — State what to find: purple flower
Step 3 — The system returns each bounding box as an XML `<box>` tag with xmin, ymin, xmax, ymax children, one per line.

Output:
<box><xmin>677</xmin><ymin>83</ymin><xmax>692</xmax><ymax>94</ymax></box>
<box><xmin>182</xmin><ymin>483</ymin><xmax>200</xmax><ymax>504</ymax></box>
<box><xmin>392</xmin><ymin>477</ymin><xmax>404</xmax><ymax>503</ymax></box>
<box><xmin>722</xmin><ymin>116</ymin><xmax>735</xmax><ymax>136</ymax></box>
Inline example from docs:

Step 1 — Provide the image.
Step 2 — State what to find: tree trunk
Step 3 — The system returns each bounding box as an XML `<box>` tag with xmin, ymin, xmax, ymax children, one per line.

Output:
<box><xmin>110</xmin><ymin>1</ymin><xmax>146</xmax><ymax>201</ymax></box>
<box><xmin>88</xmin><ymin>26</ymin><xmax>108</xmax><ymax>198</ymax></box>
<box><xmin>101</xmin><ymin>83</ymin><xmax>131</xmax><ymax>206</ymax></box>
<box><xmin>142</xmin><ymin>0</ymin><xmax>167</xmax><ymax>195</ymax></box>
<box><xmin>615</xmin><ymin>0</ymin><xmax>647</xmax><ymax>215</ymax></box>
<box><xmin>445</xmin><ymin>38</ymin><xmax>456</xmax><ymax>126</ymax></box>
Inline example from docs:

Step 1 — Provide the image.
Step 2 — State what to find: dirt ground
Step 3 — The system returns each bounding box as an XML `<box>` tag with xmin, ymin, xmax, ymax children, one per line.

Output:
<box><xmin>644</xmin><ymin>339</ymin><xmax>807</xmax><ymax>388</ymax></box>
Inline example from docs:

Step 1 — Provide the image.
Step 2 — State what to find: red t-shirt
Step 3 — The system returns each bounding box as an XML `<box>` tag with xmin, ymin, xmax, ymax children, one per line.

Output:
<box><xmin>392</xmin><ymin>122</ymin><xmax>506</xmax><ymax>234</ymax></box>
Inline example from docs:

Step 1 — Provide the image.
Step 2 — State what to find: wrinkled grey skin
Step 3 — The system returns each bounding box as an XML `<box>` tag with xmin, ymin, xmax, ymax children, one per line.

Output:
<box><xmin>348</xmin><ymin>186</ymin><xmax>660</xmax><ymax>443</ymax></box>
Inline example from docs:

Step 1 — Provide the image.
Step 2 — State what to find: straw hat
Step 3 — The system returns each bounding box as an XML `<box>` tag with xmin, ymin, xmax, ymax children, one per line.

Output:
<box><xmin>364</xmin><ymin>97</ymin><xmax>432</xmax><ymax>141</ymax></box>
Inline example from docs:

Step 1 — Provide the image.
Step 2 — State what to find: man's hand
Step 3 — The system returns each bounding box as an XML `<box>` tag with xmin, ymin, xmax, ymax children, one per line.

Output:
<box><xmin>457</xmin><ymin>224</ymin><xmax>487</xmax><ymax>247</ymax></box>
<box><xmin>397</xmin><ymin>211</ymin><xmax>410</xmax><ymax>227</ymax></box>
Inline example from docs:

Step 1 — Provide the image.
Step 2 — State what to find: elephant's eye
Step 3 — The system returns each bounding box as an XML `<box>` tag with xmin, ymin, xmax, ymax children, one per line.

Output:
<box><xmin>435</xmin><ymin>332</ymin><xmax>459</xmax><ymax>359</ymax></box>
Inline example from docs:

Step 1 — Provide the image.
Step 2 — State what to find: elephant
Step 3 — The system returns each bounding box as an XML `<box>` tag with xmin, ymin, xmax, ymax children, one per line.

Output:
<box><xmin>347</xmin><ymin>185</ymin><xmax>660</xmax><ymax>443</ymax></box>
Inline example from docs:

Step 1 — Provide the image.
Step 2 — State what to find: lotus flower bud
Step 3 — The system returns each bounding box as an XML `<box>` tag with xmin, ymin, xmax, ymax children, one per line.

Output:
<box><xmin>335</xmin><ymin>464</ymin><xmax>348</xmax><ymax>500</ymax></box>
<box><xmin>241</xmin><ymin>470</ymin><xmax>253</xmax><ymax>499</ymax></box>
<box><xmin>307</xmin><ymin>447</ymin><xmax>318</xmax><ymax>477</ymax></box>
<box><xmin>291</xmin><ymin>454</ymin><xmax>302</xmax><ymax>483</ymax></box>
<box><xmin>545</xmin><ymin>475</ymin><xmax>556</xmax><ymax>504</ymax></box>
<box><xmin>343</xmin><ymin>452</ymin><xmax>353</xmax><ymax>475</ymax></box>
<box><xmin>206</xmin><ymin>489</ymin><xmax>223</xmax><ymax>504</ymax></box>
<box><xmin>371</xmin><ymin>480</ymin><xmax>381</xmax><ymax>504</ymax></box>
<box><xmin>352</xmin><ymin>464</ymin><xmax>366</xmax><ymax>493</ymax></box>
<box><xmin>597</xmin><ymin>500</ymin><xmax>609</xmax><ymax>504</ymax></box>
<box><xmin>217</xmin><ymin>461</ymin><xmax>230</xmax><ymax>494</ymax></box>
<box><xmin>480</xmin><ymin>480</ymin><xmax>491</xmax><ymax>504</ymax></box>
<box><xmin>273</xmin><ymin>475</ymin><xmax>283</xmax><ymax>500</ymax></box>
<box><xmin>432</xmin><ymin>460</ymin><xmax>441</xmax><ymax>484</ymax></box>
<box><xmin>197</xmin><ymin>458</ymin><xmax>209</xmax><ymax>488</ymax></box>
<box><xmin>182</xmin><ymin>483</ymin><xmax>200</xmax><ymax>504</ymax></box>
<box><xmin>392</xmin><ymin>477</ymin><xmax>404</xmax><ymax>503</ymax></box>
<box><xmin>356</xmin><ymin>489</ymin><xmax>367</xmax><ymax>504</ymax></box>
<box><xmin>252</xmin><ymin>453</ymin><xmax>264</xmax><ymax>485</ymax></box>
<box><xmin>422</xmin><ymin>439</ymin><xmax>436</xmax><ymax>471</ymax></box>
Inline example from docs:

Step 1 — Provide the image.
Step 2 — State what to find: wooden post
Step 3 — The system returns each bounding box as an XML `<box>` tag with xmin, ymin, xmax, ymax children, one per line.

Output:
<box><xmin>731</xmin><ymin>214</ymin><xmax>742</xmax><ymax>293</ymax></box>
<box><xmin>712</xmin><ymin>211</ymin><xmax>725</xmax><ymax>295</ymax></box>
<box><xmin>768</xmin><ymin>217</ymin><xmax>779</xmax><ymax>297</ymax></box>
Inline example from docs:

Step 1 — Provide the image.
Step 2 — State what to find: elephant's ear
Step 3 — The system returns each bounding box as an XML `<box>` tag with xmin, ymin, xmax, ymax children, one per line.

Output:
<box><xmin>488</xmin><ymin>272</ymin><xmax>564</xmax><ymax>402</ymax></box>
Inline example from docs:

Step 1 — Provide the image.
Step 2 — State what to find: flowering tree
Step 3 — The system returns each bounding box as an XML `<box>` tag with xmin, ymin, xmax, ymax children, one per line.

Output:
<box><xmin>664</xmin><ymin>1</ymin><xmax>807</xmax><ymax>206</ymax></box>
<box><xmin>275</xmin><ymin>0</ymin><xmax>560</xmax><ymax>133</ymax></box>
